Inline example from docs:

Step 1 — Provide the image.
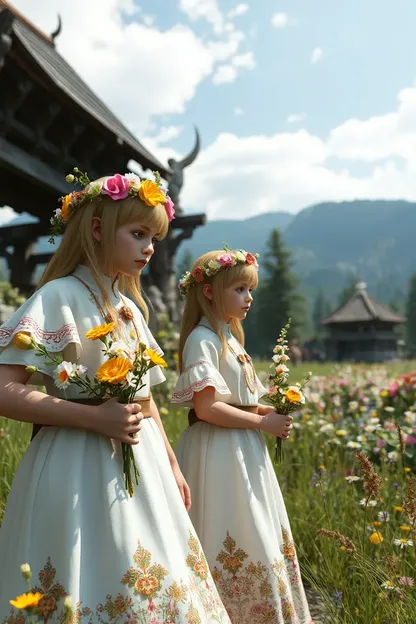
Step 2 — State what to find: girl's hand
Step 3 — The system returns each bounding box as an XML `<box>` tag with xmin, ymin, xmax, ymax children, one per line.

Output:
<box><xmin>171</xmin><ymin>462</ymin><xmax>192</xmax><ymax>512</ymax></box>
<box><xmin>260</xmin><ymin>410</ymin><xmax>293</xmax><ymax>439</ymax></box>
<box><xmin>92</xmin><ymin>398</ymin><xmax>144</xmax><ymax>444</ymax></box>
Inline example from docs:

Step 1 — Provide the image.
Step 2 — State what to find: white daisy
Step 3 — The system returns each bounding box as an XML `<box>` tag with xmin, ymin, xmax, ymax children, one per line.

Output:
<box><xmin>393</xmin><ymin>538</ymin><xmax>413</xmax><ymax>549</ymax></box>
<box><xmin>345</xmin><ymin>476</ymin><xmax>360</xmax><ymax>483</ymax></box>
<box><xmin>54</xmin><ymin>361</ymin><xmax>76</xmax><ymax>389</ymax></box>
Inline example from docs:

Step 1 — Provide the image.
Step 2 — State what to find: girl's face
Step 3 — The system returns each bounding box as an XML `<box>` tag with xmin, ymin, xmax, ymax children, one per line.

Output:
<box><xmin>220</xmin><ymin>281</ymin><xmax>254</xmax><ymax>322</ymax></box>
<box><xmin>111</xmin><ymin>220</ymin><xmax>160</xmax><ymax>277</ymax></box>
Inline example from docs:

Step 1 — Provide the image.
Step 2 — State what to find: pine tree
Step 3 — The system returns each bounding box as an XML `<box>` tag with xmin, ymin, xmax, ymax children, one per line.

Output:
<box><xmin>406</xmin><ymin>274</ymin><xmax>416</xmax><ymax>357</ymax></box>
<box><xmin>251</xmin><ymin>229</ymin><xmax>306</xmax><ymax>356</ymax></box>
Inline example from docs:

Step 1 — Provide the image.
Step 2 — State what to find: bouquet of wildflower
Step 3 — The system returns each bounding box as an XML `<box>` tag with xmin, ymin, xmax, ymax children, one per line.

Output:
<box><xmin>266</xmin><ymin>320</ymin><xmax>311</xmax><ymax>462</ymax></box>
<box><xmin>15</xmin><ymin>323</ymin><xmax>167</xmax><ymax>496</ymax></box>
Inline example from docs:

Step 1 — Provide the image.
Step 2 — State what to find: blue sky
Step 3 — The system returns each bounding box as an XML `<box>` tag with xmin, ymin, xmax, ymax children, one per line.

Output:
<box><xmin>3</xmin><ymin>0</ymin><xmax>416</xmax><ymax>222</ymax></box>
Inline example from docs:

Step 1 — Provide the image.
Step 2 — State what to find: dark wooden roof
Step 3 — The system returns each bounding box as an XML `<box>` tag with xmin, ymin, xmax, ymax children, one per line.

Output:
<box><xmin>322</xmin><ymin>282</ymin><xmax>406</xmax><ymax>325</ymax></box>
<box><xmin>0</xmin><ymin>0</ymin><xmax>168</xmax><ymax>176</ymax></box>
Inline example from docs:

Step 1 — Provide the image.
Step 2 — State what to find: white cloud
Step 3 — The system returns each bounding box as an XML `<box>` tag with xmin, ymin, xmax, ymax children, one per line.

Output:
<box><xmin>271</xmin><ymin>12</ymin><xmax>288</xmax><ymax>28</ymax></box>
<box><xmin>234</xmin><ymin>107</ymin><xmax>244</xmax><ymax>115</ymax></box>
<box><xmin>232</xmin><ymin>51</ymin><xmax>255</xmax><ymax>69</ymax></box>
<box><xmin>287</xmin><ymin>113</ymin><xmax>307</xmax><ymax>124</ymax></box>
<box><xmin>228</xmin><ymin>3</ymin><xmax>249</xmax><ymax>19</ymax></box>
<box><xmin>0</xmin><ymin>207</ymin><xmax>18</xmax><ymax>226</ymax></box>
<box><xmin>212</xmin><ymin>65</ymin><xmax>238</xmax><ymax>84</ymax></box>
<box><xmin>141</xmin><ymin>84</ymin><xmax>416</xmax><ymax>220</ymax></box>
<box><xmin>10</xmin><ymin>0</ymin><xmax>253</xmax><ymax>133</ymax></box>
<box><xmin>311</xmin><ymin>47</ymin><xmax>323</xmax><ymax>64</ymax></box>
<box><xmin>179</xmin><ymin>0</ymin><xmax>225</xmax><ymax>34</ymax></box>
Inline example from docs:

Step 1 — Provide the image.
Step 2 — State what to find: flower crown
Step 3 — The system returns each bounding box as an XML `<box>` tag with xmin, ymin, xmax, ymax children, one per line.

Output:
<box><xmin>49</xmin><ymin>168</ymin><xmax>175</xmax><ymax>244</ymax></box>
<box><xmin>178</xmin><ymin>247</ymin><xmax>259</xmax><ymax>297</ymax></box>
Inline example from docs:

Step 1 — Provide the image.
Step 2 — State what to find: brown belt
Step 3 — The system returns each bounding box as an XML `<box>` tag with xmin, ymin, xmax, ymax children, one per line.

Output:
<box><xmin>30</xmin><ymin>397</ymin><xmax>152</xmax><ymax>441</ymax></box>
<box><xmin>188</xmin><ymin>404</ymin><xmax>258</xmax><ymax>427</ymax></box>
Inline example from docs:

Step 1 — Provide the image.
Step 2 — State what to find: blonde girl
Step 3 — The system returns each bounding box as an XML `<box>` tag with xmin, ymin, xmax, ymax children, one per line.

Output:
<box><xmin>0</xmin><ymin>172</ymin><xmax>230</xmax><ymax>623</ymax></box>
<box><xmin>172</xmin><ymin>249</ymin><xmax>312</xmax><ymax>624</ymax></box>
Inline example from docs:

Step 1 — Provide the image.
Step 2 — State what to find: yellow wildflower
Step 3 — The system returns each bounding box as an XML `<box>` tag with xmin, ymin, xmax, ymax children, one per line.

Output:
<box><xmin>285</xmin><ymin>386</ymin><xmax>303</xmax><ymax>404</ymax></box>
<box><xmin>394</xmin><ymin>506</ymin><xmax>403</xmax><ymax>512</ymax></box>
<box><xmin>400</xmin><ymin>525</ymin><xmax>411</xmax><ymax>532</ymax></box>
<box><xmin>336</xmin><ymin>429</ymin><xmax>347</xmax><ymax>437</ymax></box>
<box><xmin>10</xmin><ymin>592</ymin><xmax>43</xmax><ymax>609</ymax></box>
<box><xmin>369</xmin><ymin>532</ymin><xmax>383</xmax><ymax>545</ymax></box>
<box><xmin>96</xmin><ymin>357</ymin><xmax>132</xmax><ymax>384</ymax></box>
<box><xmin>85</xmin><ymin>322</ymin><xmax>115</xmax><ymax>341</ymax></box>
<box><xmin>14</xmin><ymin>332</ymin><xmax>33</xmax><ymax>350</ymax></box>
<box><xmin>144</xmin><ymin>348</ymin><xmax>168</xmax><ymax>368</ymax></box>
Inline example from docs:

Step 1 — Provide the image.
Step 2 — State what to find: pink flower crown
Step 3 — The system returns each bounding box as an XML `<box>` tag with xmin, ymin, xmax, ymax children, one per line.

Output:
<box><xmin>178</xmin><ymin>247</ymin><xmax>259</xmax><ymax>297</ymax></box>
<box><xmin>49</xmin><ymin>168</ymin><xmax>175</xmax><ymax>244</ymax></box>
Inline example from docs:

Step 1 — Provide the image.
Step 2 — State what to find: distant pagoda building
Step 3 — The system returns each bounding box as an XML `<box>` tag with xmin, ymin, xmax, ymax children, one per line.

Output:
<box><xmin>321</xmin><ymin>282</ymin><xmax>406</xmax><ymax>362</ymax></box>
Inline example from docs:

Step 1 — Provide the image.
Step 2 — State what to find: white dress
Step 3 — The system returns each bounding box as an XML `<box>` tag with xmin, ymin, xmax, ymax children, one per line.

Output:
<box><xmin>0</xmin><ymin>266</ymin><xmax>230</xmax><ymax>624</ymax></box>
<box><xmin>172</xmin><ymin>318</ymin><xmax>312</xmax><ymax>624</ymax></box>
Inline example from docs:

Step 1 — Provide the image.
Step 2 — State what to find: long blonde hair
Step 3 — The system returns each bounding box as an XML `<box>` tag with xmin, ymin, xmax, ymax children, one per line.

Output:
<box><xmin>37</xmin><ymin>186</ymin><xmax>169</xmax><ymax>323</ymax></box>
<box><xmin>178</xmin><ymin>250</ymin><xmax>259</xmax><ymax>371</ymax></box>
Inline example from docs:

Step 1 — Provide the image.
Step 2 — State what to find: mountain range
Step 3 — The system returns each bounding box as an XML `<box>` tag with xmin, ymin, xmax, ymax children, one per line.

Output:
<box><xmin>179</xmin><ymin>199</ymin><xmax>416</xmax><ymax>310</ymax></box>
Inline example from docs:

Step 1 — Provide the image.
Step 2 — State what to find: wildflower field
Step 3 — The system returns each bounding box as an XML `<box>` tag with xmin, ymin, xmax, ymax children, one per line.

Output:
<box><xmin>1</xmin><ymin>360</ymin><xmax>416</xmax><ymax>623</ymax></box>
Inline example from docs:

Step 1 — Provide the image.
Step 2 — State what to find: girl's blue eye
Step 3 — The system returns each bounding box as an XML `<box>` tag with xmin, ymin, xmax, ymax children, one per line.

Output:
<box><xmin>133</xmin><ymin>231</ymin><xmax>144</xmax><ymax>239</ymax></box>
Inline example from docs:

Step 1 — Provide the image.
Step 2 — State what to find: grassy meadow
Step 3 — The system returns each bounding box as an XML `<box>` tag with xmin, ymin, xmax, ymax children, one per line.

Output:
<box><xmin>1</xmin><ymin>360</ymin><xmax>416</xmax><ymax>622</ymax></box>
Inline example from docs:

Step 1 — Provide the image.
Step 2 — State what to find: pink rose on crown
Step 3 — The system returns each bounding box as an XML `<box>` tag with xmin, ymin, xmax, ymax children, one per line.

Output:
<box><xmin>218</xmin><ymin>253</ymin><xmax>234</xmax><ymax>267</ymax></box>
<box><xmin>164</xmin><ymin>196</ymin><xmax>175</xmax><ymax>222</ymax></box>
<box><xmin>102</xmin><ymin>174</ymin><xmax>130</xmax><ymax>200</ymax></box>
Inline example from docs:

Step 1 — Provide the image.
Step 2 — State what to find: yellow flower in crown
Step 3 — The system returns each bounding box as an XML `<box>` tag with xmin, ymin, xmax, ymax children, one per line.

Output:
<box><xmin>139</xmin><ymin>180</ymin><xmax>166</xmax><ymax>207</ymax></box>
<box><xmin>14</xmin><ymin>332</ymin><xmax>34</xmax><ymax>350</ymax></box>
<box><xmin>10</xmin><ymin>592</ymin><xmax>43</xmax><ymax>609</ymax></box>
<box><xmin>96</xmin><ymin>357</ymin><xmax>133</xmax><ymax>384</ymax></box>
<box><xmin>60</xmin><ymin>194</ymin><xmax>73</xmax><ymax>222</ymax></box>
<box><xmin>85</xmin><ymin>322</ymin><xmax>115</xmax><ymax>341</ymax></box>
<box><xmin>144</xmin><ymin>348</ymin><xmax>168</xmax><ymax>368</ymax></box>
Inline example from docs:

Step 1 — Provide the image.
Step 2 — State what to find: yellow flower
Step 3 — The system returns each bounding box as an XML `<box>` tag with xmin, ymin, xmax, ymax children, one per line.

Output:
<box><xmin>373</xmin><ymin>521</ymin><xmax>382</xmax><ymax>527</ymax></box>
<box><xmin>96</xmin><ymin>357</ymin><xmax>132</xmax><ymax>384</ymax></box>
<box><xmin>285</xmin><ymin>387</ymin><xmax>303</xmax><ymax>403</ymax></box>
<box><xmin>85</xmin><ymin>322</ymin><xmax>115</xmax><ymax>341</ymax></box>
<box><xmin>10</xmin><ymin>592</ymin><xmax>43</xmax><ymax>609</ymax></box>
<box><xmin>380</xmin><ymin>390</ymin><xmax>388</xmax><ymax>397</ymax></box>
<box><xmin>404</xmin><ymin>467</ymin><xmax>411</xmax><ymax>473</ymax></box>
<box><xmin>369</xmin><ymin>532</ymin><xmax>383</xmax><ymax>545</ymax></box>
<box><xmin>145</xmin><ymin>348</ymin><xmax>168</xmax><ymax>368</ymax></box>
<box><xmin>336</xmin><ymin>429</ymin><xmax>347</xmax><ymax>437</ymax></box>
<box><xmin>319</xmin><ymin>464</ymin><xmax>325</xmax><ymax>470</ymax></box>
<box><xmin>303</xmin><ymin>414</ymin><xmax>311</xmax><ymax>420</ymax></box>
<box><xmin>400</xmin><ymin>525</ymin><xmax>411</xmax><ymax>532</ymax></box>
<box><xmin>139</xmin><ymin>180</ymin><xmax>166</xmax><ymax>207</ymax></box>
<box><xmin>61</xmin><ymin>194</ymin><xmax>73</xmax><ymax>222</ymax></box>
<box><xmin>340</xmin><ymin>546</ymin><xmax>346</xmax><ymax>551</ymax></box>
<box><xmin>14</xmin><ymin>332</ymin><xmax>33</xmax><ymax>350</ymax></box>
<box><xmin>394</xmin><ymin>506</ymin><xmax>403</xmax><ymax>512</ymax></box>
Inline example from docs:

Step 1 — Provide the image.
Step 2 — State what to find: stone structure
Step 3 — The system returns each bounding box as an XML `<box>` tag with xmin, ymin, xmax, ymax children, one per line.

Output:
<box><xmin>0</xmin><ymin>1</ymin><xmax>204</xmax><ymax>322</ymax></box>
<box><xmin>321</xmin><ymin>282</ymin><xmax>406</xmax><ymax>362</ymax></box>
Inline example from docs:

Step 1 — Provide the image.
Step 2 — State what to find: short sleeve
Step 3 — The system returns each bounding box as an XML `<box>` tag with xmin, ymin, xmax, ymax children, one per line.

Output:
<box><xmin>0</xmin><ymin>280</ymin><xmax>81</xmax><ymax>384</ymax></box>
<box><xmin>172</xmin><ymin>331</ymin><xmax>231</xmax><ymax>405</ymax></box>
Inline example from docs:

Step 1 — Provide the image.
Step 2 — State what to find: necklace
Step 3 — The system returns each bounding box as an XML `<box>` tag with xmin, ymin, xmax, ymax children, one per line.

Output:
<box><xmin>227</xmin><ymin>341</ymin><xmax>257</xmax><ymax>394</ymax></box>
<box><xmin>71</xmin><ymin>275</ymin><xmax>141</xmax><ymax>344</ymax></box>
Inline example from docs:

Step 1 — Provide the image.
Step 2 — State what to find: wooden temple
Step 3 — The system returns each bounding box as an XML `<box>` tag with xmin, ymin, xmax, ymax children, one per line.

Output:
<box><xmin>0</xmin><ymin>1</ymin><xmax>204</xmax><ymax>322</ymax></box>
<box><xmin>321</xmin><ymin>282</ymin><xmax>406</xmax><ymax>362</ymax></box>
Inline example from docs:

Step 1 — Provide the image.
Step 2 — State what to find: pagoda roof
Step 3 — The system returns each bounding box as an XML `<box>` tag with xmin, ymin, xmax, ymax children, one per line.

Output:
<box><xmin>1</xmin><ymin>1</ymin><xmax>168</xmax><ymax>175</ymax></box>
<box><xmin>322</xmin><ymin>282</ymin><xmax>406</xmax><ymax>325</ymax></box>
